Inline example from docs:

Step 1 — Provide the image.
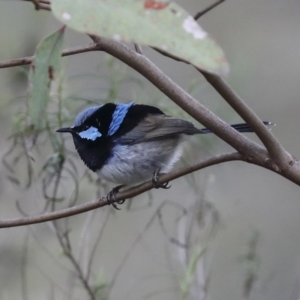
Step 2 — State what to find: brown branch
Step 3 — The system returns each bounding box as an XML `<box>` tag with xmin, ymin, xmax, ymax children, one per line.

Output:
<box><xmin>200</xmin><ymin>71</ymin><xmax>292</xmax><ymax>170</ymax></box>
<box><xmin>90</xmin><ymin>36</ymin><xmax>300</xmax><ymax>185</ymax></box>
<box><xmin>90</xmin><ymin>35</ymin><xmax>268</xmax><ymax>159</ymax></box>
<box><xmin>137</xmin><ymin>12</ymin><xmax>292</xmax><ymax>171</ymax></box>
<box><xmin>0</xmin><ymin>153</ymin><xmax>243</xmax><ymax>228</ymax></box>
<box><xmin>148</xmin><ymin>29</ymin><xmax>289</xmax><ymax>170</ymax></box>
<box><xmin>0</xmin><ymin>44</ymin><xmax>99</xmax><ymax>69</ymax></box>
<box><xmin>0</xmin><ymin>5</ymin><xmax>286</xmax><ymax>170</ymax></box>
<box><xmin>0</xmin><ymin>38</ymin><xmax>268</xmax><ymax>160</ymax></box>
<box><xmin>152</xmin><ymin>54</ymin><xmax>294</xmax><ymax>172</ymax></box>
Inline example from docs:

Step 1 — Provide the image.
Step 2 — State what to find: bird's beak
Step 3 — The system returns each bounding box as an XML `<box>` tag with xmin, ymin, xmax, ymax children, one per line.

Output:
<box><xmin>56</xmin><ymin>127</ymin><xmax>74</xmax><ymax>133</ymax></box>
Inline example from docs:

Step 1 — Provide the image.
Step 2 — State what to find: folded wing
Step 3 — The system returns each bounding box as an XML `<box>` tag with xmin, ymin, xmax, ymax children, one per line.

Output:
<box><xmin>118</xmin><ymin>115</ymin><xmax>202</xmax><ymax>144</ymax></box>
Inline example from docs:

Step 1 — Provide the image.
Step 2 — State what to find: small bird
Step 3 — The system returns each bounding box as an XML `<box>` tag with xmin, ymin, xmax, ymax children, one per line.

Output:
<box><xmin>57</xmin><ymin>102</ymin><xmax>270</xmax><ymax>208</ymax></box>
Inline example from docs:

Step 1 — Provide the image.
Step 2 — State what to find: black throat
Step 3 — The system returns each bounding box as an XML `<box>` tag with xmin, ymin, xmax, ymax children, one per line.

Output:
<box><xmin>72</xmin><ymin>135</ymin><xmax>112</xmax><ymax>172</ymax></box>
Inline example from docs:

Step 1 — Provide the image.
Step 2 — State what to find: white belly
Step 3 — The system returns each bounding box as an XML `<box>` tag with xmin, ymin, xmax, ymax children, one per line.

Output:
<box><xmin>97</xmin><ymin>138</ymin><xmax>183</xmax><ymax>185</ymax></box>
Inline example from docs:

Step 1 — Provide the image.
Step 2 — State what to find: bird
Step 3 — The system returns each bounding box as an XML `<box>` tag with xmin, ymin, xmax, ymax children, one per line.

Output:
<box><xmin>56</xmin><ymin>102</ymin><xmax>270</xmax><ymax>208</ymax></box>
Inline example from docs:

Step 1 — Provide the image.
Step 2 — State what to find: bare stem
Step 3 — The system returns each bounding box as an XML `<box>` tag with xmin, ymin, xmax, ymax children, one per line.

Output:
<box><xmin>0</xmin><ymin>44</ymin><xmax>99</xmax><ymax>69</ymax></box>
<box><xmin>194</xmin><ymin>0</ymin><xmax>225</xmax><ymax>20</ymax></box>
<box><xmin>0</xmin><ymin>153</ymin><xmax>242</xmax><ymax>228</ymax></box>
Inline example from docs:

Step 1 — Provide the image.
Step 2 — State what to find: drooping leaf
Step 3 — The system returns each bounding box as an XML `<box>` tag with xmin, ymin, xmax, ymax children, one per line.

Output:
<box><xmin>51</xmin><ymin>0</ymin><xmax>229</xmax><ymax>75</ymax></box>
<box><xmin>27</xmin><ymin>27</ymin><xmax>65</xmax><ymax>130</ymax></box>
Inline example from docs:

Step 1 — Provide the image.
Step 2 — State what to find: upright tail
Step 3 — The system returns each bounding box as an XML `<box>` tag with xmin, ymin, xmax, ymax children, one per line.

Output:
<box><xmin>200</xmin><ymin>121</ymin><xmax>273</xmax><ymax>134</ymax></box>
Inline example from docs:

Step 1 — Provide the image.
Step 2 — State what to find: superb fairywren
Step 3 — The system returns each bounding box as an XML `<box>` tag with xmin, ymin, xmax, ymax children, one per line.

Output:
<box><xmin>57</xmin><ymin>102</ymin><xmax>269</xmax><ymax>207</ymax></box>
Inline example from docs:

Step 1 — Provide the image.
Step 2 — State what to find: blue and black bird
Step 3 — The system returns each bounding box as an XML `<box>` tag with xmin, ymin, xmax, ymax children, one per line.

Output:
<box><xmin>57</xmin><ymin>102</ymin><xmax>269</xmax><ymax>207</ymax></box>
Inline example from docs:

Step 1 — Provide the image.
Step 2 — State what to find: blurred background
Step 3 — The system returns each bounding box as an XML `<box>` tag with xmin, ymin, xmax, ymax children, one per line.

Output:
<box><xmin>0</xmin><ymin>0</ymin><xmax>300</xmax><ymax>299</ymax></box>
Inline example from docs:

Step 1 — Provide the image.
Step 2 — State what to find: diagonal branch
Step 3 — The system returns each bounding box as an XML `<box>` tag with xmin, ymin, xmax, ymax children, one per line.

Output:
<box><xmin>0</xmin><ymin>152</ymin><xmax>243</xmax><ymax>228</ymax></box>
<box><xmin>139</xmin><ymin>5</ymin><xmax>291</xmax><ymax>170</ymax></box>
<box><xmin>89</xmin><ymin>36</ymin><xmax>300</xmax><ymax>185</ymax></box>
<box><xmin>200</xmin><ymin>71</ymin><xmax>292</xmax><ymax>170</ymax></box>
<box><xmin>90</xmin><ymin>35</ymin><xmax>268</xmax><ymax>160</ymax></box>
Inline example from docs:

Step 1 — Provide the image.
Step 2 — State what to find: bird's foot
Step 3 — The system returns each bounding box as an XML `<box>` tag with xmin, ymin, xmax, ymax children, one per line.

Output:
<box><xmin>106</xmin><ymin>185</ymin><xmax>125</xmax><ymax>210</ymax></box>
<box><xmin>152</xmin><ymin>168</ymin><xmax>171</xmax><ymax>189</ymax></box>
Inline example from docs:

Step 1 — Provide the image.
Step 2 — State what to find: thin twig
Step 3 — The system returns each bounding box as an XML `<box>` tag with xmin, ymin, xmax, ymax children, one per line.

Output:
<box><xmin>0</xmin><ymin>153</ymin><xmax>243</xmax><ymax>228</ymax></box>
<box><xmin>64</xmin><ymin>235</ymin><xmax>96</xmax><ymax>300</ymax></box>
<box><xmin>194</xmin><ymin>0</ymin><xmax>225</xmax><ymax>20</ymax></box>
<box><xmin>0</xmin><ymin>44</ymin><xmax>100</xmax><ymax>69</ymax></box>
<box><xmin>52</xmin><ymin>221</ymin><xmax>96</xmax><ymax>300</ymax></box>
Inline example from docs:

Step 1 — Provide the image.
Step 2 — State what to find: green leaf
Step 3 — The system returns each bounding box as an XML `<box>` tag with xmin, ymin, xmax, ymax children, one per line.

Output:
<box><xmin>51</xmin><ymin>0</ymin><xmax>229</xmax><ymax>75</ymax></box>
<box><xmin>27</xmin><ymin>27</ymin><xmax>65</xmax><ymax>130</ymax></box>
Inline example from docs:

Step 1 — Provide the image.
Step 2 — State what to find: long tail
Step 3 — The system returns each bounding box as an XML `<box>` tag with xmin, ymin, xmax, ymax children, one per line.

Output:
<box><xmin>200</xmin><ymin>121</ymin><xmax>273</xmax><ymax>134</ymax></box>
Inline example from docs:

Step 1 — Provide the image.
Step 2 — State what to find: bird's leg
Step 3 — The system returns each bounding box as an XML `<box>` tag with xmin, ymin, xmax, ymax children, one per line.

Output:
<box><xmin>106</xmin><ymin>185</ymin><xmax>125</xmax><ymax>210</ymax></box>
<box><xmin>152</xmin><ymin>168</ymin><xmax>171</xmax><ymax>189</ymax></box>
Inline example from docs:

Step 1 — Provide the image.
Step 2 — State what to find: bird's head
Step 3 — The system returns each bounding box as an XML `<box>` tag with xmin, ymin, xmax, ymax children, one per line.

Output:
<box><xmin>56</xmin><ymin>102</ymin><xmax>135</xmax><ymax>171</ymax></box>
<box><xmin>57</xmin><ymin>102</ymin><xmax>135</xmax><ymax>141</ymax></box>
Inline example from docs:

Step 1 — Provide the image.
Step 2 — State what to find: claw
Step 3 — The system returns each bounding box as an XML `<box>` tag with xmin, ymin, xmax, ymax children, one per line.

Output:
<box><xmin>152</xmin><ymin>168</ymin><xmax>171</xmax><ymax>189</ymax></box>
<box><xmin>106</xmin><ymin>185</ymin><xmax>125</xmax><ymax>210</ymax></box>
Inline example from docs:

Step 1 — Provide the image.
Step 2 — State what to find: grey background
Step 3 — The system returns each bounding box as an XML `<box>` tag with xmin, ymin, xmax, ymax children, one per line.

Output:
<box><xmin>0</xmin><ymin>0</ymin><xmax>300</xmax><ymax>299</ymax></box>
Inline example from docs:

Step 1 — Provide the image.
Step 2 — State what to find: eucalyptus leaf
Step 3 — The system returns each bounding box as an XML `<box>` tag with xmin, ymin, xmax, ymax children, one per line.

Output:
<box><xmin>27</xmin><ymin>27</ymin><xmax>65</xmax><ymax>130</ymax></box>
<box><xmin>51</xmin><ymin>0</ymin><xmax>229</xmax><ymax>75</ymax></box>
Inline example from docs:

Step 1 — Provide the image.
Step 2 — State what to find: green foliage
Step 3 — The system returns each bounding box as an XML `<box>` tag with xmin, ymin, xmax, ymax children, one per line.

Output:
<box><xmin>51</xmin><ymin>0</ymin><xmax>228</xmax><ymax>75</ymax></box>
<box><xmin>27</xmin><ymin>27</ymin><xmax>65</xmax><ymax>130</ymax></box>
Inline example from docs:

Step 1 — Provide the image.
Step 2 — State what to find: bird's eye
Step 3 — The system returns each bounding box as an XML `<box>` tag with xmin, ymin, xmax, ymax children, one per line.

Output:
<box><xmin>84</xmin><ymin>125</ymin><xmax>89</xmax><ymax>130</ymax></box>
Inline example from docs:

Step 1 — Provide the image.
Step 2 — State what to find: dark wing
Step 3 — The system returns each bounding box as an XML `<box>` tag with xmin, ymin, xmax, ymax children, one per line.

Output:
<box><xmin>118</xmin><ymin>115</ymin><xmax>202</xmax><ymax>144</ymax></box>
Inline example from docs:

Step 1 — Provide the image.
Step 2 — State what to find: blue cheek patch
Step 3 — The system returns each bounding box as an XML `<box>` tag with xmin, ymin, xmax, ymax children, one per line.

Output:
<box><xmin>108</xmin><ymin>102</ymin><xmax>134</xmax><ymax>136</ymax></box>
<box><xmin>79</xmin><ymin>126</ymin><xmax>102</xmax><ymax>141</ymax></box>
